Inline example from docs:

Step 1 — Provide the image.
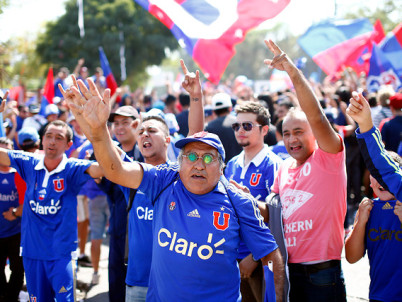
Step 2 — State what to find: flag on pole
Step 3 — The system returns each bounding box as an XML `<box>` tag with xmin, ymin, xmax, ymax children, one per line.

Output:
<box><xmin>298</xmin><ymin>18</ymin><xmax>378</xmax><ymax>76</ymax></box>
<box><xmin>99</xmin><ymin>47</ymin><xmax>118</xmax><ymax>97</ymax></box>
<box><xmin>367</xmin><ymin>43</ymin><xmax>401</xmax><ymax>92</ymax></box>
<box><xmin>379</xmin><ymin>22</ymin><xmax>402</xmax><ymax>79</ymax></box>
<box><xmin>133</xmin><ymin>0</ymin><xmax>290</xmax><ymax>84</ymax></box>
<box><xmin>39</xmin><ymin>68</ymin><xmax>55</xmax><ymax>116</ymax></box>
<box><xmin>77</xmin><ymin>0</ymin><xmax>85</xmax><ymax>38</ymax></box>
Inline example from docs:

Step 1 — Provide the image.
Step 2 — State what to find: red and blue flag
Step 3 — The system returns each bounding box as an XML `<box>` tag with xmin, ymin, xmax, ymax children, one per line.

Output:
<box><xmin>99</xmin><ymin>47</ymin><xmax>118</xmax><ymax>96</ymax></box>
<box><xmin>378</xmin><ymin>23</ymin><xmax>402</xmax><ymax>80</ymax></box>
<box><xmin>298</xmin><ymin>18</ymin><xmax>381</xmax><ymax>76</ymax></box>
<box><xmin>133</xmin><ymin>0</ymin><xmax>290</xmax><ymax>84</ymax></box>
<box><xmin>367</xmin><ymin>43</ymin><xmax>401</xmax><ymax>92</ymax></box>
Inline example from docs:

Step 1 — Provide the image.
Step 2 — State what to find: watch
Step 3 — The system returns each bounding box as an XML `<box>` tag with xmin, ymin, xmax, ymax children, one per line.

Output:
<box><xmin>12</xmin><ymin>208</ymin><xmax>19</xmax><ymax>218</ymax></box>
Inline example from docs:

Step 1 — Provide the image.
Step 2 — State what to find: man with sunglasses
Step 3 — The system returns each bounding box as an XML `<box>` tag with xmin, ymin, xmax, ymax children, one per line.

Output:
<box><xmin>63</xmin><ymin>60</ymin><xmax>285</xmax><ymax>301</ymax></box>
<box><xmin>265</xmin><ymin>40</ymin><xmax>347</xmax><ymax>301</ymax></box>
<box><xmin>225</xmin><ymin>101</ymin><xmax>283</xmax><ymax>302</ymax></box>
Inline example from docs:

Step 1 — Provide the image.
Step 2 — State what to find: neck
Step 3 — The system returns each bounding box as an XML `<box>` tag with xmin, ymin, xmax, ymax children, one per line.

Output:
<box><xmin>121</xmin><ymin>140</ymin><xmax>136</xmax><ymax>153</ymax></box>
<box><xmin>44</xmin><ymin>156</ymin><xmax>63</xmax><ymax>172</ymax></box>
<box><xmin>145</xmin><ymin>154</ymin><xmax>168</xmax><ymax>167</ymax></box>
<box><xmin>243</xmin><ymin>143</ymin><xmax>264</xmax><ymax>166</ymax></box>
<box><xmin>0</xmin><ymin>165</ymin><xmax>10</xmax><ymax>172</ymax></box>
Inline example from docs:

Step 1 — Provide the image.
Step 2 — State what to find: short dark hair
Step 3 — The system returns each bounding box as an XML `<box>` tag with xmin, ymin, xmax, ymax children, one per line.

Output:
<box><xmin>165</xmin><ymin>94</ymin><xmax>177</xmax><ymax>106</ymax></box>
<box><xmin>44</xmin><ymin>120</ymin><xmax>73</xmax><ymax>142</ymax></box>
<box><xmin>179</xmin><ymin>93</ymin><xmax>190</xmax><ymax>107</ymax></box>
<box><xmin>142</xmin><ymin>116</ymin><xmax>169</xmax><ymax>137</ymax></box>
<box><xmin>235</xmin><ymin>101</ymin><xmax>270</xmax><ymax>126</ymax></box>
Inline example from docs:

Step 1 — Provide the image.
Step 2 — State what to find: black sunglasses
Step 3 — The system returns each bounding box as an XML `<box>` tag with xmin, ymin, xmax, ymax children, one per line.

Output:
<box><xmin>231</xmin><ymin>122</ymin><xmax>261</xmax><ymax>132</ymax></box>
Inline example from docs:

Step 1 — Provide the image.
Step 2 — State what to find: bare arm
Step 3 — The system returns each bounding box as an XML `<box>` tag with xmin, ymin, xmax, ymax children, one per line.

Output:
<box><xmin>261</xmin><ymin>248</ymin><xmax>284</xmax><ymax>302</ymax></box>
<box><xmin>264</xmin><ymin>40</ymin><xmax>342</xmax><ymax>154</ymax></box>
<box><xmin>61</xmin><ymin>76</ymin><xmax>143</xmax><ymax>189</ymax></box>
<box><xmin>180</xmin><ymin>60</ymin><xmax>204</xmax><ymax>136</ymax></box>
<box><xmin>345</xmin><ymin>198</ymin><xmax>373</xmax><ymax>263</ymax></box>
<box><xmin>0</xmin><ymin>91</ymin><xmax>12</xmax><ymax>167</ymax></box>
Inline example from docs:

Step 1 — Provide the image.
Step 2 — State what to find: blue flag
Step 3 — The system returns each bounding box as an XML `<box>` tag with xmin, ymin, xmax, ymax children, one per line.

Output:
<box><xmin>367</xmin><ymin>43</ymin><xmax>402</xmax><ymax>92</ymax></box>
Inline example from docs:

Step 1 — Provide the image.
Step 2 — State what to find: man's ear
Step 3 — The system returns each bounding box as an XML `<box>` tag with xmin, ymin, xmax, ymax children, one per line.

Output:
<box><xmin>132</xmin><ymin>119</ymin><xmax>140</xmax><ymax>130</ymax></box>
<box><xmin>66</xmin><ymin>141</ymin><xmax>73</xmax><ymax>150</ymax></box>
<box><xmin>165</xmin><ymin>135</ymin><xmax>171</xmax><ymax>145</ymax></box>
<box><xmin>261</xmin><ymin>124</ymin><xmax>269</xmax><ymax>136</ymax></box>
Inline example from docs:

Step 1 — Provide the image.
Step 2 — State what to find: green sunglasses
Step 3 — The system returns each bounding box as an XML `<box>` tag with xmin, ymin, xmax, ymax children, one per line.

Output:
<box><xmin>182</xmin><ymin>152</ymin><xmax>217</xmax><ymax>164</ymax></box>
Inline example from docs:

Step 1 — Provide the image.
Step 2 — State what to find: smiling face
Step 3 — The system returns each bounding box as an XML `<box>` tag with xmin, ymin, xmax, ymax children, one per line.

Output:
<box><xmin>42</xmin><ymin>124</ymin><xmax>72</xmax><ymax>160</ymax></box>
<box><xmin>282</xmin><ymin>113</ymin><xmax>316</xmax><ymax>167</ymax></box>
<box><xmin>179</xmin><ymin>142</ymin><xmax>222</xmax><ymax>195</ymax></box>
<box><xmin>111</xmin><ymin>115</ymin><xmax>136</xmax><ymax>146</ymax></box>
<box><xmin>137</xmin><ymin>119</ymin><xmax>170</xmax><ymax>165</ymax></box>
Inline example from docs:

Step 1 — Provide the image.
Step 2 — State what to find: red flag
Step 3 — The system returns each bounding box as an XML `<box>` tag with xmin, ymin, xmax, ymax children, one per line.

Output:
<box><xmin>43</xmin><ymin>67</ymin><xmax>55</xmax><ymax>104</ymax></box>
<box><xmin>342</xmin><ymin>20</ymin><xmax>386</xmax><ymax>75</ymax></box>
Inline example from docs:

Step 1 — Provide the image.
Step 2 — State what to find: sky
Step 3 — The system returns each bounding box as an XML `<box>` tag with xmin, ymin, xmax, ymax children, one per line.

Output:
<box><xmin>0</xmin><ymin>0</ymin><xmax>384</xmax><ymax>44</ymax></box>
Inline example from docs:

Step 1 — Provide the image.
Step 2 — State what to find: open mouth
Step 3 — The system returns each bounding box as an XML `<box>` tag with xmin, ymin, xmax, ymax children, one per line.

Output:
<box><xmin>143</xmin><ymin>142</ymin><xmax>152</xmax><ymax>149</ymax></box>
<box><xmin>191</xmin><ymin>174</ymin><xmax>206</xmax><ymax>180</ymax></box>
<box><xmin>290</xmin><ymin>146</ymin><xmax>302</xmax><ymax>151</ymax></box>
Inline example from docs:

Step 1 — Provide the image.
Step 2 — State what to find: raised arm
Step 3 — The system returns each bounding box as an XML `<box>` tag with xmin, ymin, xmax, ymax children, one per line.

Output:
<box><xmin>0</xmin><ymin>91</ymin><xmax>11</xmax><ymax>167</ymax></box>
<box><xmin>180</xmin><ymin>59</ymin><xmax>204</xmax><ymax>136</ymax></box>
<box><xmin>264</xmin><ymin>40</ymin><xmax>342</xmax><ymax>154</ymax></box>
<box><xmin>347</xmin><ymin>92</ymin><xmax>402</xmax><ymax>200</ymax></box>
<box><xmin>61</xmin><ymin>77</ymin><xmax>143</xmax><ymax>189</ymax></box>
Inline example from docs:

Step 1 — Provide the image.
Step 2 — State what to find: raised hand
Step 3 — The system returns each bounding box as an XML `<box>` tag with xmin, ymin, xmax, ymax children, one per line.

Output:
<box><xmin>394</xmin><ymin>200</ymin><xmax>402</xmax><ymax>223</ymax></box>
<box><xmin>346</xmin><ymin>91</ymin><xmax>373</xmax><ymax>132</ymax></box>
<box><xmin>0</xmin><ymin>90</ymin><xmax>9</xmax><ymax>113</ymax></box>
<box><xmin>354</xmin><ymin>197</ymin><xmax>374</xmax><ymax>226</ymax></box>
<box><xmin>180</xmin><ymin>59</ymin><xmax>202</xmax><ymax>98</ymax></box>
<box><xmin>263</xmin><ymin>40</ymin><xmax>296</xmax><ymax>74</ymax></box>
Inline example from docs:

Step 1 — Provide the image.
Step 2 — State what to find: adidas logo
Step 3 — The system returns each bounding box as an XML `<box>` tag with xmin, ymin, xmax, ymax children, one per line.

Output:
<box><xmin>58</xmin><ymin>286</ymin><xmax>68</xmax><ymax>293</ymax></box>
<box><xmin>187</xmin><ymin>209</ymin><xmax>200</xmax><ymax>218</ymax></box>
<box><xmin>382</xmin><ymin>202</ymin><xmax>393</xmax><ymax>210</ymax></box>
<box><xmin>1</xmin><ymin>179</ymin><xmax>8</xmax><ymax>184</ymax></box>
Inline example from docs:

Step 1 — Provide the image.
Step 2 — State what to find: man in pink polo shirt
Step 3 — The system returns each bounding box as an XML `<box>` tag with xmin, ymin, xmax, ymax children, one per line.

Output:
<box><xmin>265</xmin><ymin>40</ymin><xmax>347</xmax><ymax>301</ymax></box>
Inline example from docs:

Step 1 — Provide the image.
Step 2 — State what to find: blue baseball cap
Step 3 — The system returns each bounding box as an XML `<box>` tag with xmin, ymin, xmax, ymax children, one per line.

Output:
<box><xmin>175</xmin><ymin>131</ymin><xmax>225</xmax><ymax>161</ymax></box>
<box><xmin>18</xmin><ymin>127</ymin><xmax>40</xmax><ymax>144</ymax></box>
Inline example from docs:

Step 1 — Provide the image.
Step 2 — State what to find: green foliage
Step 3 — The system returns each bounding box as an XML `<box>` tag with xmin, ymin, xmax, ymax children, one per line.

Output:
<box><xmin>0</xmin><ymin>0</ymin><xmax>9</xmax><ymax>14</ymax></box>
<box><xmin>36</xmin><ymin>0</ymin><xmax>177</xmax><ymax>87</ymax></box>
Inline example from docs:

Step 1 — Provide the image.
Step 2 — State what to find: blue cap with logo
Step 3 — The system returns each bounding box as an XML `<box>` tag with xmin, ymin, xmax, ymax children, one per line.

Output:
<box><xmin>175</xmin><ymin>131</ymin><xmax>225</xmax><ymax>161</ymax></box>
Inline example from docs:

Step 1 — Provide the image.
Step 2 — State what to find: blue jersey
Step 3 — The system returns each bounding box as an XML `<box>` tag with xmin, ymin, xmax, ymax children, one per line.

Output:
<box><xmin>120</xmin><ymin>161</ymin><xmax>172</xmax><ymax>287</ymax></box>
<box><xmin>365</xmin><ymin>198</ymin><xmax>402</xmax><ymax>301</ymax></box>
<box><xmin>139</xmin><ymin>163</ymin><xmax>278</xmax><ymax>302</ymax></box>
<box><xmin>225</xmin><ymin>145</ymin><xmax>282</xmax><ymax>259</ymax></box>
<box><xmin>270</xmin><ymin>141</ymin><xmax>290</xmax><ymax>160</ymax></box>
<box><xmin>7</xmin><ymin>151</ymin><xmax>92</xmax><ymax>260</ymax></box>
<box><xmin>356</xmin><ymin>127</ymin><xmax>402</xmax><ymax>201</ymax></box>
<box><xmin>0</xmin><ymin>169</ymin><xmax>22</xmax><ymax>238</ymax></box>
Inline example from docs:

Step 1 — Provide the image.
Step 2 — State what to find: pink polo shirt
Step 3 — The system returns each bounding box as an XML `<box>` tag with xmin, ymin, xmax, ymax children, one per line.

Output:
<box><xmin>272</xmin><ymin>145</ymin><xmax>347</xmax><ymax>263</ymax></box>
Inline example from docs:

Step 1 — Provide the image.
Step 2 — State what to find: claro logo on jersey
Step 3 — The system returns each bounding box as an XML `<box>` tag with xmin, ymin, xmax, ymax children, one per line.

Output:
<box><xmin>137</xmin><ymin>206</ymin><xmax>153</xmax><ymax>220</ymax></box>
<box><xmin>29</xmin><ymin>199</ymin><xmax>61</xmax><ymax>215</ymax></box>
<box><xmin>158</xmin><ymin>228</ymin><xmax>225</xmax><ymax>260</ymax></box>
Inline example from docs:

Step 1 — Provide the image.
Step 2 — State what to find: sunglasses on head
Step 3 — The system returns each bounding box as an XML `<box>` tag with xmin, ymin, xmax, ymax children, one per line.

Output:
<box><xmin>231</xmin><ymin>122</ymin><xmax>261</xmax><ymax>132</ymax></box>
<box><xmin>182</xmin><ymin>152</ymin><xmax>217</xmax><ymax>164</ymax></box>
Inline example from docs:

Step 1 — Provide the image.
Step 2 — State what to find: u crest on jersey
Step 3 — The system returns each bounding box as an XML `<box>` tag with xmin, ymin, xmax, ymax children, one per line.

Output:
<box><xmin>213</xmin><ymin>211</ymin><xmax>230</xmax><ymax>231</ymax></box>
<box><xmin>249</xmin><ymin>173</ymin><xmax>262</xmax><ymax>187</ymax></box>
<box><xmin>53</xmin><ymin>179</ymin><xmax>65</xmax><ymax>192</ymax></box>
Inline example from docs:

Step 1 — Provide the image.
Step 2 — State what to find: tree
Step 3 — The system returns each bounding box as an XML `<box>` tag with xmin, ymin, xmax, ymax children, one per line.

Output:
<box><xmin>36</xmin><ymin>0</ymin><xmax>178</xmax><ymax>87</ymax></box>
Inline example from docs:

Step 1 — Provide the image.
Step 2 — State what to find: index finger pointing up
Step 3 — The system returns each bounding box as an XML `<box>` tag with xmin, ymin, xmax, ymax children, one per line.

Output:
<box><xmin>180</xmin><ymin>59</ymin><xmax>189</xmax><ymax>75</ymax></box>
<box><xmin>264</xmin><ymin>40</ymin><xmax>282</xmax><ymax>56</ymax></box>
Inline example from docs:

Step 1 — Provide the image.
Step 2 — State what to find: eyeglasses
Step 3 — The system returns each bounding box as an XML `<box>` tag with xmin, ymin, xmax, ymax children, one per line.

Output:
<box><xmin>231</xmin><ymin>122</ymin><xmax>262</xmax><ymax>132</ymax></box>
<box><xmin>182</xmin><ymin>152</ymin><xmax>217</xmax><ymax>165</ymax></box>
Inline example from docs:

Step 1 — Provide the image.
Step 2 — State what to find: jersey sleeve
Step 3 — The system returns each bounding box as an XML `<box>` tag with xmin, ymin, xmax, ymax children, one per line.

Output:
<box><xmin>138</xmin><ymin>162</ymin><xmax>179</xmax><ymax>204</ymax></box>
<box><xmin>66</xmin><ymin>158</ymin><xmax>93</xmax><ymax>193</ymax></box>
<box><xmin>7</xmin><ymin>150</ymin><xmax>36</xmax><ymax>180</ymax></box>
<box><xmin>357</xmin><ymin>127</ymin><xmax>402</xmax><ymax>201</ymax></box>
<box><xmin>228</xmin><ymin>185</ymin><xmax>278</xmax><ymax>260</ymax></box>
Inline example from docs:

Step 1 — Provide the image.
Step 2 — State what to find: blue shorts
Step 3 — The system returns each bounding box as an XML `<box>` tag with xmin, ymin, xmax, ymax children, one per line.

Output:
<box><xmin>23</xmin><ymin>256</ymin><xmax>76</xmax><ymax>302</ymax></box>
<box><xmin>89</xmin><ymin>195</ymin><xmax>110</xmax><ymax>240</ymax></box>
